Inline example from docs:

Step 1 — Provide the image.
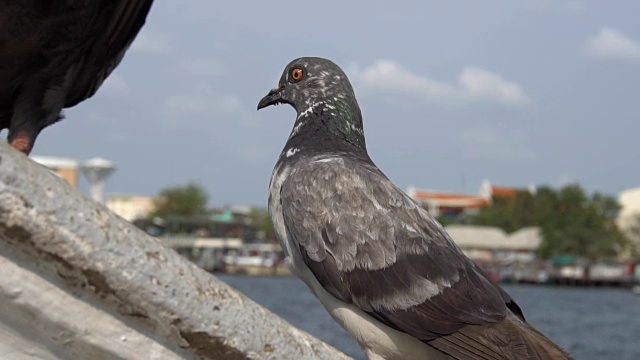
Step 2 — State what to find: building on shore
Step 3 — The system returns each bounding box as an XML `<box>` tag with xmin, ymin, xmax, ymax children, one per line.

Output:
<box><xmin>30</xmin><ymin>155</ymin><xmax>80</xmax><ymax>187</ymax></box>
<box><xmin>407</xmin><ymin>180</ymin><xmax>536</xmax><ymax>218</ymax></box>
<box><xmin>106</xmin><ymin>193</ymin><xmax>156</xmax><ymax>222</ymax></box>
<box><xmin>30</xmin><ymin>155</ymin><xmax>117</xmax><ymax>205</ymax></box>
<box><xmin>618</xmin><ymin>186</ymin><xmax>640</xmax><ymax>257</ymax></box>
<box><xmin>444</xmin><ymin>225</ymin><xmax>541</xmax><ymax>263</ymax></box>
<box><xmin>618</xmin><ymin>187</ymin><xmax>640</xmax><ymax>229</ymax></box>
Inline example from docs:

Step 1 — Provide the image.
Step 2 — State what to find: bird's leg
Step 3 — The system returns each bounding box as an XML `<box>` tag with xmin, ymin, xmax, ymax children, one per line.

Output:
<box><xmin>7</xmin><ymin>124</ymin><xmax>40</xmax><ymax>155</ymax></box>
<box><xmin>9</xmin><ymin>131</ymin><xmax>33</xmax><ymax>154</ymax></box>
<box><xmin>8</xmin><ymin>76</ymin><xmax>64</xmax><ymax>155</ymax></box>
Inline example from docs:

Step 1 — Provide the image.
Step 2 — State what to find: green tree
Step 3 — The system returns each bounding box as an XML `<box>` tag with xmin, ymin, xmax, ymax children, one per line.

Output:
<box><xmin>471</xmin><ymin>190</ymin><xmax>536</xmax><ymax>232</ymax></box>
<box><xmin>469</xmin><ymin>183</ymin><xmax>627</xmax><ymax>260</ymax></box>
<box><xmin>150</xmin><ymin>182</ymin><xmax>210</xmax><ymax>218</ymax></box>
<box><xmin>538</xmin><ymin>185</ymin><xmax>627</xmax><ymax>260</ymax></box>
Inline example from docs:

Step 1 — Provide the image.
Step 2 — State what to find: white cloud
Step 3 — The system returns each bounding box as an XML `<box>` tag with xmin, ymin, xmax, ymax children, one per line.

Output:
<box><xmin>351</xmin><ymin>60</ymin><xmax>531</xmax><ymax>107</ymax></box>
<box><xmin>459</xmin><ymin>128</ymin><xmax>538</xmax><ymax>161</ymax></box>
<box><xmin>165</xmin><ymin>94</ymin><xmax>247</xmax><ymax>118</ymax></box>
<box><xmin>584</xmin><ymin>28</ymin><xmax>640</xmax><ymax>62</ymax></box>
<box><xmin>100</xmin><ymin>74</ymin><xmax>128</xmax><ymax>95</ymax></box>
<box><xmin>130</xmin><ymin>32</ymin><xmax>171</xmax><ymax>54</ymax></box>
<box><xmin>164</xmin><ymin>83</ymin><xmax>255</xmax><ymax>125</ymax></box>
<box><xmin>178</xmin><ymin>58</ymin><xmax>225</xmax><ymax>77</ymax></box>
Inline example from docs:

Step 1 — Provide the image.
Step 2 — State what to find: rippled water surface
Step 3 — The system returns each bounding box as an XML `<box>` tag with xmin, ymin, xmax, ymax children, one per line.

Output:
<box><xmin>218</xmin><ymin>274</ymin><xmax>640</xmax><ymax>360</ymax></box>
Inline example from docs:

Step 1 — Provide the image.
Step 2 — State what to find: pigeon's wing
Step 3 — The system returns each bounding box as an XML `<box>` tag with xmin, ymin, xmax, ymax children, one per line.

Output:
<box><xmin>65</xmin><ymin>0</ymin><xmax>154</xmax><ymax>107</ymax></box>
<box><xmin>281</xmin><ymin>156</ymin><xmax>571</xmax><ymax>360</ymax></box>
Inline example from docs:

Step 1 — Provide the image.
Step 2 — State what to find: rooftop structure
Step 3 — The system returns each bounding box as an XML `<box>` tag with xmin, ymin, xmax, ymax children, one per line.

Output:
<box><xmin>80</xmin><ymin>157</ymin><xmax>116</xmax><ymax>203</ymax></box>
<box><xmin>30</xmin><ymin>155</ymin><xmax>80</xmax><ymax>187</ymax></box>
<box><xmin>408</xmin><ymin>180</ymin><xmax>536</xmax><ymax>217</ymax></box>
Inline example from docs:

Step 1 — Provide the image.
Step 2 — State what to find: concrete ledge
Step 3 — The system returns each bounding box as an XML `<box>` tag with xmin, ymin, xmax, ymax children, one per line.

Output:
<box><xmin>0</xmin><ymin>143</ymin><xmax>352</xmax><ymax>360</ymax></box>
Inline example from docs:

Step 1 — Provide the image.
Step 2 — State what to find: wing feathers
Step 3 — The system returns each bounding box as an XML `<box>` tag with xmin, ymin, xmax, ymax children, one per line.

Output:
<box><xmin>429</xmin><ymin>315</ymin><xmax>572</xmax><ymax>360</ymax></box>
<box><xmin>280</xmin><ymin>156</ymin><xmax>572</xmax><ymax>359</ymax></box>
<box><xmin>67</xmin><ymin>0</ymin><xmax>154</xmax><ymax>106</ymax></box>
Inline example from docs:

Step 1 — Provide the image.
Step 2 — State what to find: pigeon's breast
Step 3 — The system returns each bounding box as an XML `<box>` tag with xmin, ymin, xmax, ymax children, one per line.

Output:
<box><xmin>268</xmin><ymin>162</ymin><xmax>291</xmax><ymax>257</ymax></box>
<box><xmin>268</xmin><ymin>162</ymin><xmax>305</xmax><ymax>268</ymax></box>
<box><xmin>268</xmin><ymin>160</ymin><xmax>323</xmax><ymax>283</ymax></box>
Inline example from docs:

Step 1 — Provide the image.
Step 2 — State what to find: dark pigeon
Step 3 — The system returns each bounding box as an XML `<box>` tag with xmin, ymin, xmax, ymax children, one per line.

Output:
<box><xmin>0</xmin><ymin>1</ymin><xmax>154</xmax><ymax>155</ymax></box>
<box><xmin>257</xmin><ymin>56</ymin><xmax>573</xmax><ymax>360</ymax></box>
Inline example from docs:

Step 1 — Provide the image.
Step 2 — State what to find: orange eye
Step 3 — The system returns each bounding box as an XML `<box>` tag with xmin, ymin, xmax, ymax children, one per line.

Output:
<box><xmin>291</xmin><ymin>68</ymin><xmax>304</xmax><ymax>81</ymax></box>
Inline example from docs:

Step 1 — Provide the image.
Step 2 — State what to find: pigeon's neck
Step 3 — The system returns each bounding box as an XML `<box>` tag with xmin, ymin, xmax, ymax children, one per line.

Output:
<box><xmin>283</xmin><ymin>99</ymin><xmax>366</xmax><ymax>157</ymax></box>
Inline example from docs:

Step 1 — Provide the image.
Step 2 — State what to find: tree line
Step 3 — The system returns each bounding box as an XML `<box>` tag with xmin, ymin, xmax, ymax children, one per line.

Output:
<box><xmin>147</xmin><ymin>182</ymin><xmax>275</xmax><ymax>240</ymax></box>
<box><xmin>146</xmin><ymin>182</ymin><xmax>637</xmax><ymax>260</ymax></box>
<box><xmin>440</xmin><ymin>184</ymin><xmax>634</xmax><ymax>260</ymax></box>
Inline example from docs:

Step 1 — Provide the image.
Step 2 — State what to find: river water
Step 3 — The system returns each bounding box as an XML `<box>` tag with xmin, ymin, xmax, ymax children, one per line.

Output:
<box><xmin>217</xmin><ymin>274</ymin><xmax>640</xmax><ymax>360</ymax></box>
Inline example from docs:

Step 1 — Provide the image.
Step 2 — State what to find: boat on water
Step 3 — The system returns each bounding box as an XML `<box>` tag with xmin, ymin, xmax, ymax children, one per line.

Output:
<box><xmin>222</xmin><ymin>243</ymin><xmax>288</xmax><ymax>276</ymax></box>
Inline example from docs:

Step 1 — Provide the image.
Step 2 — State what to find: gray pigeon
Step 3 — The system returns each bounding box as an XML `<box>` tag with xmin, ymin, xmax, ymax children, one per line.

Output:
<box><xmin>0</xmin><ymin>1</ymin><xmax>154</xmax><ymax>155</ymax></box>
<box><xmin>257</xmin><ymin>57</ymin><xmax>573</xmax><ymax>360</ymax></box>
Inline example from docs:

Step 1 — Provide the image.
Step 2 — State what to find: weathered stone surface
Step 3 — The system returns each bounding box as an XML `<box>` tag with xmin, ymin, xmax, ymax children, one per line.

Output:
<box><xmin>0</xmin><ymin>143</ymin><xmax>352</xmax><ymax>360</ymax></box>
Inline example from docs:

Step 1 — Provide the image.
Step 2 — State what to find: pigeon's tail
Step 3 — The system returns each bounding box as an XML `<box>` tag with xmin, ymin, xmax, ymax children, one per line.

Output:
<box><xmin>427</xmin><ymin>314</ymin><xmax>573</xmax><ymax>360</ymax></box>
<box><xmin>516</xmin><ymin>320</ymin><xmax>574</xmax><ymax>360</ymax></box>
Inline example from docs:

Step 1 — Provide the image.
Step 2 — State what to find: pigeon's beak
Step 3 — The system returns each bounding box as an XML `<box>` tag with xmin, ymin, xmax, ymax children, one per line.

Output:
<box><xmin>257</xmin><ymin>86</ymin><xmax>285</xmax><ymax>110</ymax></box>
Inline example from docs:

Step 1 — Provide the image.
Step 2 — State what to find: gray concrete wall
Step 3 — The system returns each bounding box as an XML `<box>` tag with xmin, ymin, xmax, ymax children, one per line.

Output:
<box><xmin>0</xmin><ymin>143</ymin><xmax>352</xmax><ymax>360</ymax></box>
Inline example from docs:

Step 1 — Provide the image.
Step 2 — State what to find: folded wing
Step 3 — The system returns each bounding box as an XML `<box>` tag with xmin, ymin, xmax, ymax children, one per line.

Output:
<box><xmin>281</xmin><ymin>155</ymin><xmax>571</xmax><ymax>360</ymax></box>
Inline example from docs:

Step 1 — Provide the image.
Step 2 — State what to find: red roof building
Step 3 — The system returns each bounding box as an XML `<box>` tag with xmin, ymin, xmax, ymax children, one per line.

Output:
<box><xmin>408</xmin><ymin>180</ymin><xmax>536</xmax><ymax>217</ymax></box>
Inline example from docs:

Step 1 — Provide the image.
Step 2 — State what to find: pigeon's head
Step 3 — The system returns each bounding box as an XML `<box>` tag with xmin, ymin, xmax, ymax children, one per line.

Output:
<box><xmin>257</xmin><ymin>57</ymin><xmax>356</xmax><ymax>111</ymax></box>
<box><xmin>257</xmin><ymin>57</ymin><xmax>365</xmax><ymax>150</ymax></box>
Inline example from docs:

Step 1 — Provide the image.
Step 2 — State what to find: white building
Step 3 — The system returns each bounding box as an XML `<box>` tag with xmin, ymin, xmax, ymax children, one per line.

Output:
<box><xmin>618</xmin><ymin>187</ymin><xmax>640</xmax><ymax>228</ymax></box>
<box><xmin>106</xmin><ymin>194</ymin><xmax>156</xmax><ymax>222</ymax></box>
<box><xmin>444</xmin><ymin>225</ymin><xmax>541</xmax><ymax>262</ymax></box>
<box><xmin>618</xmin><ymin>187</ymin><xmax>640</xmax><ymax>256</ymax></box>
<box><xmin>407</xmin><ymin>180</ymin><xmax>536</xmax><ymax>217</ymax></box>
<box><xmin>30</xmin><ymin>155</ymin><xmax>80</xmax><ymax>187</ymax></box>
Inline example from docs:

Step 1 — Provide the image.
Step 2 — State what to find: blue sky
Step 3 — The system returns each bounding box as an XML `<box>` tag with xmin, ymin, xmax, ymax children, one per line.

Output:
<box><xmin>28</xmin><ymin>0</ymin><xmax>640</xmax><ymax>207</ymax></box>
